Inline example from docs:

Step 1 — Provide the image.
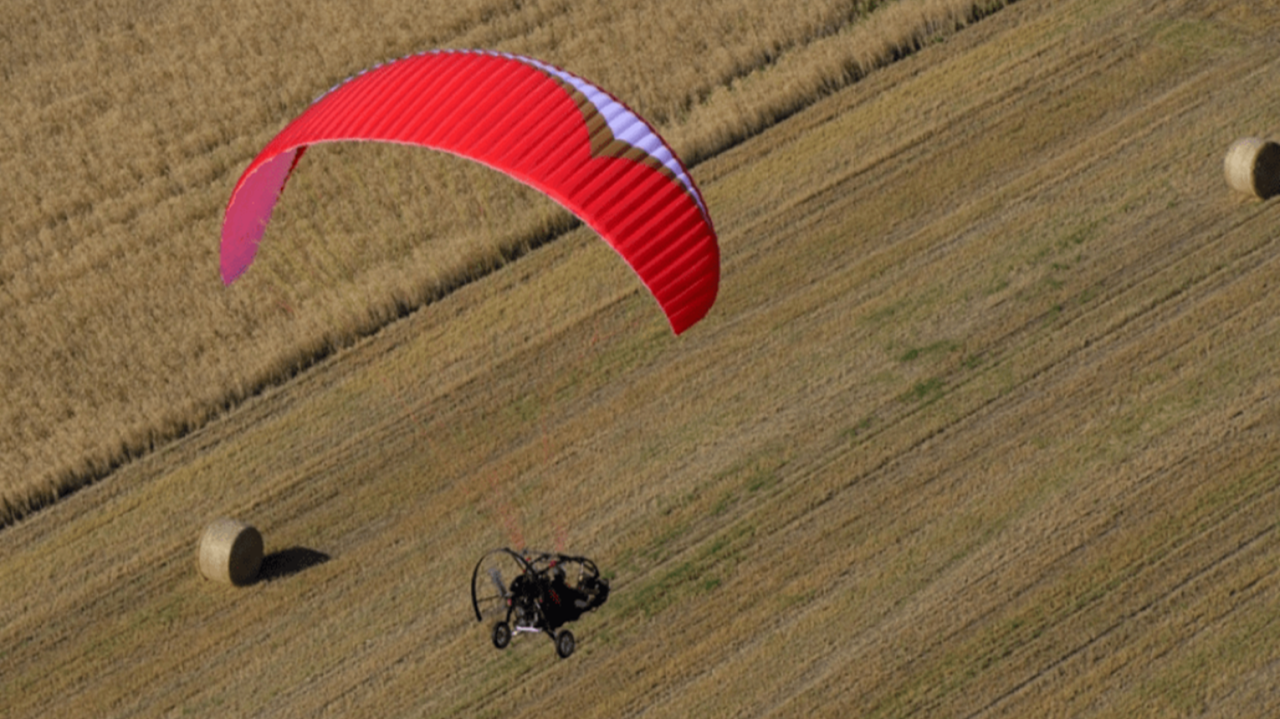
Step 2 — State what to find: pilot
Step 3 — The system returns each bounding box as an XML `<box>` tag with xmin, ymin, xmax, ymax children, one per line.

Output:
<box><xmin>547</xmin><ymin>563</ymin><xmax>568</xmax><ymax>602</ymax></box>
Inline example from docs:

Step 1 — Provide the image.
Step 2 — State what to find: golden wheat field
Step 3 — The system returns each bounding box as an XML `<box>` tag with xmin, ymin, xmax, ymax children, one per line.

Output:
<box><xmin>4</xmin><ymin>0</ymin><xmax>1280</xmax><ymax>716</ymax></box>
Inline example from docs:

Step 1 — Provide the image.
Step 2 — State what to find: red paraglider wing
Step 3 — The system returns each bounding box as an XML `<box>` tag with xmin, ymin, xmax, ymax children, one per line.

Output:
<box><xmin>221</xmin><ymin>50</ymin><xmax>718</xmax><ymax>334</ymax></box>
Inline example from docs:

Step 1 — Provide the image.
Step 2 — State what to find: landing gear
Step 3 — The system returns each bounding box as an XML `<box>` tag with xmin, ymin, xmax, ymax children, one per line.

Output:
<box><xmin>555</xmin><ymin>629</ymin><xmax>575</xmax><ymax>659</ymax></box>
<box><xmin>492</xmin><ymin>621</ymin><xmax>512</xmax><ymax>649</ymax></box>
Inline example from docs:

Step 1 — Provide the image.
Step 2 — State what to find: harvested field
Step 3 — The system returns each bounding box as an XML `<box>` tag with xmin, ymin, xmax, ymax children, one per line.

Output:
<box><xmin>4</xmin><ymin>0</ymin><xmax>1280</xmax><ymax>716</ymax></box>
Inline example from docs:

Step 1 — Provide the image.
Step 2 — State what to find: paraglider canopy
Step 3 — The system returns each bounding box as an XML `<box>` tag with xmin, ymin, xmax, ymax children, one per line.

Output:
<box><xmin>222</xmin><ymin>49</ymin><xmax>719</xmax><ymax>334</ymax></box>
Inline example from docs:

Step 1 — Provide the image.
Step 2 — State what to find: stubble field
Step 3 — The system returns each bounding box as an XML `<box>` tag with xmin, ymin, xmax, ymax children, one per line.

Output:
<box><xmin>4</xmin><ymin>0</ymin><xmax>1280</xmax><ymax>716</ymax></box>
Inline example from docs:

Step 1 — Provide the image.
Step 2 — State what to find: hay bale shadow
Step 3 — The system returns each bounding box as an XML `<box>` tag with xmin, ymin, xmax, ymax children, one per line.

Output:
<box><xmin>255</xmin><ymin>547</ymin><xmax>330</xmax><ymax>583</ymax></box>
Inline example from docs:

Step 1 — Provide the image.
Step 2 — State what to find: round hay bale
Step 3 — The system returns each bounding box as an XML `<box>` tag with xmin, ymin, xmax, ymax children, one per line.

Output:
<box><xmin>1224</xmin><ymin>137</ymin><xmax>1280</xmax><ymax>199</ymax></box>
<box><xmin>199</xmin><ymin>518</ymin><xmax>263</xmax><ymax>586</ymax></box>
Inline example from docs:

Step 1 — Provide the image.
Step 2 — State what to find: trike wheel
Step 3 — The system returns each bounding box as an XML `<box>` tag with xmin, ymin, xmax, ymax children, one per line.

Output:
<box><xmin>555</xmin><ymin>629</ymin><xmax>575</xmax><ymax>659</ymax></box>
<box><xmin>492</xmin><ymin>621</ymin><xmax>512</xmax><ymax>649</ymax></box>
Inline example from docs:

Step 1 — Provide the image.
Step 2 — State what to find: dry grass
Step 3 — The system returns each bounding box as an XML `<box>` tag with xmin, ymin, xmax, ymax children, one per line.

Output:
<box><xmin>1</xmin><ymin>0</ymin><xmax>1009</xmax><ymax>526</ymax></box>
